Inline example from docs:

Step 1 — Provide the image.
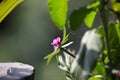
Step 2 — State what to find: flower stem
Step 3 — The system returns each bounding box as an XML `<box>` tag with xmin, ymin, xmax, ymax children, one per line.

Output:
<box><xmin>61</xmin><ymin>48</ymin><xmax>75</xmax><ymax>58</ymax></box>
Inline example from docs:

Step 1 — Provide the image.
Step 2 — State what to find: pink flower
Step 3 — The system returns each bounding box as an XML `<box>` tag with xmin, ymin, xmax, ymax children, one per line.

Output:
<box><xmin>117</xmin><ymin>72</ymin><xmax>120</xmax><ymax>77</ymax></box>
<box><xmin>51</xmin><ymin>37</ymin><xmax>61</xmax><ymax>47</ymax></box>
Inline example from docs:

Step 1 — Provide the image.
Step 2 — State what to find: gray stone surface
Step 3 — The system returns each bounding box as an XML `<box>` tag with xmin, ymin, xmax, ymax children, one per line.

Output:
<box><xmin>0</xmin><ymin>62</ymin><xmax>34</xmax><ymax>80</ymax></box>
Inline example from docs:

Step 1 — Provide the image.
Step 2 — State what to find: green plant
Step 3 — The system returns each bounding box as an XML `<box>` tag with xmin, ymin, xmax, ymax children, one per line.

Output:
<box><xmin>45</xmin><ymin>0</ymin><xmax>120</xmax><ymax>80</ymax></box>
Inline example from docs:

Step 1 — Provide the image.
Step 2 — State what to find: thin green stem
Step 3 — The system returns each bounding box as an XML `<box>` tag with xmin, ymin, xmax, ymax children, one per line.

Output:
<box><xmin>99</xmin><ymin>0</ymin><xmax>115</xmax><ymax>79</ymax></box>
<box><xmin>99</xmin><ymin>0</ymin><xmax>113</xmax><ymax>65</ymax></box>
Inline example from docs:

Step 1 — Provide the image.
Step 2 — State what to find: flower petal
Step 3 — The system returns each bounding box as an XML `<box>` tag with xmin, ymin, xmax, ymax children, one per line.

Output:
<box><xmin>56</xmin><ymin>37</ymin><xmax>61</xmax><ymax>42</ymax></box>
<box><xmin>51</xmin><ymin>37</ymin><xmax>61</xmax><ymax>46</ymax></box>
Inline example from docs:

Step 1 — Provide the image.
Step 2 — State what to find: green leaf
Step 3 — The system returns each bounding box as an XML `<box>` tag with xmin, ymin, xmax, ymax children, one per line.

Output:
<box><xmin>69</xmin><ymin>7</ymin><xmax>97</xmax><ymax>30</ymax></box>
<box><xmin>61</xmin><ymin>34</ymin><xmax>69</xmax><ymax>45</ymax></box>
<box><xmin>97</xmin><ymin>23</ymin><xmax>119</xmax><ymax>49</ymax></box>
<box><xmin>115</xmin><ymin>23</ymin><xmax>120</xmax><ymax>40</ymax></box>
<box><xmin>93</xmin><ymin>62</ymin><xmax>106</xmax><ymax>76</ymax></box>
<box><xmin>84</xmin><ymin>10</ymin><xmax>97</xmax><ymax>28</ymax></box>
<box><xmin>48</xmin><ymin>0</ymin><xmax>68</xmax><ymax>29</ymax></box>
<box><xmin>97</xmin><ymin>25</ymin><xmax>104</xmax><ymax>38</ymax></box>
<box><xmin>89</xmin><ymin>77</ymin><xmax>101</xmax><ymax>80</ymax></box>
<box><xmin>87</xmin><ymin>1</ymin><xmax>100</xmax><ymax>9</ymax></box>
<box><xmin>84</xmin><ymin>1</ymin><xmax>100</xmax><ymax>28</ymax></box>
<box><xmin>113</xmin><ymin>2</ymin><xmax>120</xmax><ymax>12</ymax></box>
<box><xmin>69</xmin><ymin>7</ymin><xmax>89</xmax><ymax>30</ymax></box>
<box><xmin>104</xmin><ymin>56</ymin><xmax>109</xmax><ymax>64</ymax></box>
<box><xmin>97</xmin><ymin>22</ymin><xmax>120</xmax><ymax>65</ymax></box>
<box><xmin>112</xmin><ymin>22</ymin><xmax>120</xmax><ymax>65</ymax></box>
<box><xmin>44</xmin><ymin>49</ymin><xmax>60</xmax><ymax>64</ymax></box>
<box><xmin>109</xmin><ymin>23</ymin><xmax>119</xmax><ymax>49</ymax></box>
<box><xmin>69</xmin><ymin>1</ymin><xmax>100</xmax><ymax>30</ymax></box>
<box><xmin>0</xmin><ymin>0</ymin><xmax>24</xmax><ymax>23</ymax></box>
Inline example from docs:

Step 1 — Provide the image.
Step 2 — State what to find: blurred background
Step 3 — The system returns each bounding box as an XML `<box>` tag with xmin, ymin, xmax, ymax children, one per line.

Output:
<box><xmin>0</xmin><ymin>0</ymin><xmax>100</xmax><ymax>80</ymax></box>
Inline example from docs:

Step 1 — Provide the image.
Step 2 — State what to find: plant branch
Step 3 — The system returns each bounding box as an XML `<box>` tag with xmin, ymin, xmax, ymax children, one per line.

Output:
<box><xmin>99</xmin><ymin>0</ymin><xmax>113</xmax><ymax>65</ymax></box>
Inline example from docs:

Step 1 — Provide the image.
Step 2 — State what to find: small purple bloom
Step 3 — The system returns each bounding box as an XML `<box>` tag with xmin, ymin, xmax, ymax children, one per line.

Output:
<box><xmin>117</xmin><ymin>72</ymin><xmax>120</xmax><ymax>77</ymax></box>
<box><xmin>51</xmin><ymin>37</ymin><xmax>61</xmax><ymax>47</ymax></box>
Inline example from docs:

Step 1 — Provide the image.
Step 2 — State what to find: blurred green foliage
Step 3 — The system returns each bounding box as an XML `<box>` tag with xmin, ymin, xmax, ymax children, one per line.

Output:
<box><xmin>0</xmin><ymin>0</ymin><xmax>110</xmax><ymax>80</ymax></box>
<box><xmin>0</xmin><ymin>0</ymin><xmax>23</xmax><ymax>22</ymax></box>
